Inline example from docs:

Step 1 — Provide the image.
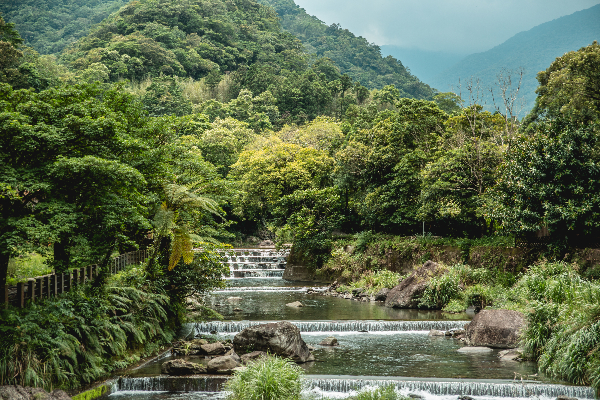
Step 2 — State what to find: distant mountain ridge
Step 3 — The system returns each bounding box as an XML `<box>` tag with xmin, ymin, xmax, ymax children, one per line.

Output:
<box><xmin>257</xmin><ymin>0</ymin><xmax>435</xmax><ymax>99</ymax></box>
<box><xmin>430</xmin><ymin>4</ymin><xmax>600</xmax><ymax>115</ymax></box>
<box><xmin>379</xmin><ymin>46</ymin><xmax>466</xmax><ymax>86</ymax></box>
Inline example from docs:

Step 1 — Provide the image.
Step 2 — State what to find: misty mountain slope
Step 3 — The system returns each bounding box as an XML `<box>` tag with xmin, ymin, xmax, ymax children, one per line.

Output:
<box><xmin>257</xmin><ymin>0</ymin><xmax>435</xmax><ymax>99</ymax></box>
<box><xmin>430</xmin><ymin>4</ymin><xmax>600</xmax><ymax>115</ymax></box>
<box><xmin>380</xmin><ymin>46</ymin><xmax>466</xmax><ymax>86</ymax></box>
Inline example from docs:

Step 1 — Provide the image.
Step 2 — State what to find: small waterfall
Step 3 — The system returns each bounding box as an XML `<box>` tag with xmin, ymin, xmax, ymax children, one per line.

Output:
<box><xmin>194</xmin><ymin>320</ymin><xmax>469</xmax><ymax>334</ymax></box>
<box><xmin>214</xmin><ymin>286</ymin><xmax>327</xmax><ymax>293</ymax></box>
<box><xmin>306</xmin><ymin>378</ymin><xmax>597</xmax><ymax>399</ymax></box>
<box><xmin>219</xmin><ymin>248</ymin><xmax>289</xmax><ymax>279</ymax></box>
<box><xmin>117</xmin><ymin>376</ymin><xmax>227</xmax><ymax>392</ymax></box>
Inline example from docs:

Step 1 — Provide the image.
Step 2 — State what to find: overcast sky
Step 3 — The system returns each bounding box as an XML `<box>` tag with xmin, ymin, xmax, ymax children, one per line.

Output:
<box><xmin>294</xmin><ymin>0</ymin><xmax>600</xmax><ymax>54</ymax></box>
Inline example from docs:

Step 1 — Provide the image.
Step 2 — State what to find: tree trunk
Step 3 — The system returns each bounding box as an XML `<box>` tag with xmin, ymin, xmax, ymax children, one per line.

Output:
<box><xmin>53</xmin><ymin>238</ymin><xmax>70</xmax><ymax>273</ymax></box>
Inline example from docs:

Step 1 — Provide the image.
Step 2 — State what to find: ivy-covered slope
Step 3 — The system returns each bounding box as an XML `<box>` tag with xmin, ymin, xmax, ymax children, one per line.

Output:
<box><xmin>0</xmin><ymin>0</ymin><xmax>127</xmax><ymax>55</ymax></box>
<box><xmin>257</xmin><ymin>0</ymin><xmax>435</xmax><ymax>99</ymax></box>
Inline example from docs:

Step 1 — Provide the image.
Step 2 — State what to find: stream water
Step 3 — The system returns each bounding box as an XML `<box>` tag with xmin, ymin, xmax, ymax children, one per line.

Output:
<box><xmin>109</xmin><ymin>249</ymin><xmax>596</xmax><ymax>400</ymax></box>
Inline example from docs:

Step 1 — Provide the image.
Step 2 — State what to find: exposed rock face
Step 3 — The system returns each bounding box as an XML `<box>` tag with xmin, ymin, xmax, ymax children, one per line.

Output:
<box><xmin>161</xmin><ymin>359</ymin><xmax>206</xmax><ymax>375</ymax></box>
<box><xmin>465</xmin><ymin>309</ymin><xmax>526</xmax><ymax>349</ymax></box>
<box><xmin>0</xmin><ymin>386</ymin><xmax>71</xmax><ymax>400</ymax></box>
<box><xmin>233</xmin><ymin>321</ymin><xmax>315</xmax><ymax>363</ymax></box>
<box><xmin>207</xmin><ymin>354</ymin><xmax>242</xmax><ymax>374</ymax></box>
<box><xmin>385</xmin><ymin>261</ymin><xmax>446</xmax><ymax>308</ymax></box>
<box><xmin>457</xmin><ymin>346</ymin><xmax>493</xmax><ymax>353</ymax></box>
<box><xmin>319</xmin><ymin>336</ymin><xmax>339</xmax><ymax>346</ymax></box>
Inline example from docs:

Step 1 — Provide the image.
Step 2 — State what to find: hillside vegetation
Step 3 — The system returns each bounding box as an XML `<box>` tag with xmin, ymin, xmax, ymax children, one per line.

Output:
<box><xmin>430</xmin><ymin>4</ymin><xmax>600</xmax><ymax>115</ymax></box>
<box><xmin>0</xmin><ymin>0</ymin><xmax>127</xmax><ymax>54</ymax></box>
<box><xmin>257</xmin><ymin>0</ymin><xmax>435</xmax><ymax>98</ymax></box>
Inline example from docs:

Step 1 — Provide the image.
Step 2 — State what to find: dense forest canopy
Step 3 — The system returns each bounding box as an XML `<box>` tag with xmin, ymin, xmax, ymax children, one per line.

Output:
<box><xmin>0</xmin><ymin>0</ymin><xmax>127</xmax><ymax>54</ymax></box>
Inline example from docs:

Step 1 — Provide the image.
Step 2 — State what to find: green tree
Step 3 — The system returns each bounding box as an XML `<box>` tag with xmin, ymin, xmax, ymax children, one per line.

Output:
<box><xmin>230</xmin><ymin>136</ymin><xmax>334</xmax><ymax>225</ymax></box>
<box><xmin>487</xmin><ymin>119</ymin><xmax>600</xmax><ymax>247</ymax></box>
<box><xmin>0</xmin><ymin>82</ymin><xmax>153</xmax><ymax>289</ymax></box>
<box><xmin>526</xmin><ymin>41</ymin><xmax>600</xmax><ymax>125</ymax></box>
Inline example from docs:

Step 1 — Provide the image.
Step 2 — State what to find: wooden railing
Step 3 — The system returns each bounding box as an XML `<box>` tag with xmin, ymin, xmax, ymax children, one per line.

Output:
<box><xmin>3</xmin><ymin>249</ymin><xmax>150</xmax><ymax>309</ymax></box>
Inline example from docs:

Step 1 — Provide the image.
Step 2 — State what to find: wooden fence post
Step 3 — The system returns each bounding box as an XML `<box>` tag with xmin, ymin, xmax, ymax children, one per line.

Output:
<box><xmin>28</xmin><ymin>279</ymin><xmax>35</xmax><ymax>303</ymax></box>
<box><xmin>72</xmin><ymin>269</ymin><xmax>79</xmax><ymax>287</ymax></box>
<box><xmin>79</xmin><ymin>267</ymin><xmax>85</xmax><ymax>283</ymax></box>
<box><xmin>87</xmin><ymin>265</ymin><xmax>93</xmax><ymax>280</ymax></box>
<box><xmin>64</xmin><ymin>271</ymin><xmax>71</xmax><ymax>292</ymax></box>
<box><xmin>17</xmin><ymin>282</ymin><xmax>24</xmax><ymax>308</ymax></box>
<box><xmin>43</xmin><ymin>276</ymin><xmax>49</xmax><ymax>299</ymax></box>
<box><xmin>50</xmin><ymin>275</ymin><xmax>56</xmax><ymax>297</ymax></box>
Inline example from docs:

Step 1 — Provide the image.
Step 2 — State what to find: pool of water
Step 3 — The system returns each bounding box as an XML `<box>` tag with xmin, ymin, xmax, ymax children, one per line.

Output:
<box><xmin>205</xmin><ymin>278</ymin><xmax>470</xmax><ymax>321</ymax></box>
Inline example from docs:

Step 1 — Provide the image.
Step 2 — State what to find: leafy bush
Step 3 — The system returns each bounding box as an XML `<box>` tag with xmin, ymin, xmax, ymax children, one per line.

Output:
<box><xmin>225</xmin><ymin>355</ymin><xmax>304</xmax><ymax>400</ymax></box>
<box><xmin>6</xmin><ymin>253</ymin><xmax>51</xmax><ymax>285</ymax></box>
<box><xmin>337</xmin><ymin>270</ymin><xmax>404</xmax><ymax>295</ymax></box>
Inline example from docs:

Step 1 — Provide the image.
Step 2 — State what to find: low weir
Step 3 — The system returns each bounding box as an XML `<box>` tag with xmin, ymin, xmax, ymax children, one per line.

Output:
<box><xmin>113</xmin><ymin>376</ymin><xmax>597</xmax><ymax>399</ymax></box>
<box><xmin>220</xmin><ymin>248</ymin><xmax>289</xmax><ymax>278</ymax></box>
<box><xmin>193</xmin><ymin>319</ymin><xmax>470</xmax><ymax>334</ymax></box>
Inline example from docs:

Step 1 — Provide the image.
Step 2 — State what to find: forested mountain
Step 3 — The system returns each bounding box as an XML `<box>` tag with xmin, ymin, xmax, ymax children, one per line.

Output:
<box><xmin>430</xmin><ymin>4</ymin><xmax>600</xmax><ymax>115</ymax></box>
<box><xmin>0</xmin><ymin>0</ymin><xmax>127</xmax><ymax>54</ymax></box>
<box><xmin>256</xmin><ymin>0</ymin><xmax>435</xmax><ymax>99</ymax></box>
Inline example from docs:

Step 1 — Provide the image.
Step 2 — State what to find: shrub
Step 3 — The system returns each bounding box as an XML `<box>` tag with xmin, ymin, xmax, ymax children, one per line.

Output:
<box><xmin>337</xmin><ymin>270</ymin><xmax>404</xmax><ymax>295</ymax></box>
<box><xmin>225</xmin><ymin>355</ymin><xmax>304</xmax><ymax>400</ymax></box>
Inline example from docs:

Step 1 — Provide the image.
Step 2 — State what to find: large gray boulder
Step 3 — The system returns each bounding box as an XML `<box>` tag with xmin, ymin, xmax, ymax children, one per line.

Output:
<box><xmin>207</xmin><ymin>354</ymin><xmax>242</xmax><ymax>374</ymax></box>
<box><xmin>385</xmin><ymin>261</ymin><xmax>446</xmax><ymax>308</ymax></box>
<box><xmin>233</xmin><ymin>321</ymin><xmax>315</xmax><ymax>363</ymax></box>
<box><xmin>465</xmin><ymin>309</ymin><xmax>526</xmax><ymax>348</ymax></box>
<box><xmin>161</xmin><ymin>359</ymin><xmax>206</xmax><ymax>375</ymax></box>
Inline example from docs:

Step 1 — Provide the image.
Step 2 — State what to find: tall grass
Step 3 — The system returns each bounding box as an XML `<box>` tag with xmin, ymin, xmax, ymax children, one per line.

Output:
<box><xmin>337</xmin><ymin>270</ymin><xmax>405</xmax><ymax>295</ymax></box>
<box><xmin>7</xmin><ymin>253</ymin><xmax>52</xmax><ymax>285</ymax></box>
<box><xmin>225</xmin><ymin>355</ymin><xmax>304</xmax><ymax>400</ymax></box>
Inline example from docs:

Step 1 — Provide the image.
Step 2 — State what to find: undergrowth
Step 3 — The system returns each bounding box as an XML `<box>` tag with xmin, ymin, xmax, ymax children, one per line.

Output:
<box><xmin>337</xmin><ymin>270</ymin><xmax>404</xmax><ymax>295</ymax></box>
<box><xmin>0</xmin><ymin>267</ymin><xmax>175</xmax><ymax>390</ymax></box>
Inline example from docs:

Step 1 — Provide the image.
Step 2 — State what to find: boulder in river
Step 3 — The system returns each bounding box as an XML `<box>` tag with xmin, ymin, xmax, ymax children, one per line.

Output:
<box><xmin>465</xmin><ymin>309</ymin><xmax>526</xmax><ymax>348</ymax></box>
<box><xmin>457</xmin><ymin>346</ymin><xmax>493</xmax><ymax>353</ymax></box>
<box><xmin>201</xmin><ymin>342</ymin><xmax>227</xmax><ymax>355</ymax></box>
<box><xmin>207</xmin><ymin>354</ymin><xmax>242</xmax><ymax>374</ymax></box>
<box><xmin>161</xmin><ymin>359</ymin><xmax>207</xmax><ymax>375</ymax></box>
<box><xmin>385</xmin><ymin>261</ymin><xmax>446</xmax><ymax>308</ymax></box>
<box><xmin>286</xmin><ymin>301</ymin><xmax>304</xmax><ymax>308</ymax></box>
<box><xmin>233</xmin><ymin>321</ymin><xmax>315</xmax><ymax>363</ymax></box>
<box><xmin>319</xmin><ymin>336</ymin><xmax>339</xmax><ymax>346</ymax></box>
<box><xmin>374</xmin><ymin>288</ymin><xmax>390</xmax><ymax>301</ymax></box>
<box><xmin>498</xmin><ymin>348</ymin><xmax>524</xmax><ymax>361</ymax></box>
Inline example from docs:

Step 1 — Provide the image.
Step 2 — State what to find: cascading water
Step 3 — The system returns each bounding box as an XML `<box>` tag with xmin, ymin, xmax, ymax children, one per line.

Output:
<box><xmin>194</xmin><ymin>320</ymin><xmax>470</xmax><ymax>334</ymax></box>
<box><xmin>221</xmin><ymin>249</ymin><xmax>289</xmax><ymax>278</ymax></box>
<box><xmin>108</xmin><ymin>248</ymin><xmax>597</xmax><ymax>399</ymax></box>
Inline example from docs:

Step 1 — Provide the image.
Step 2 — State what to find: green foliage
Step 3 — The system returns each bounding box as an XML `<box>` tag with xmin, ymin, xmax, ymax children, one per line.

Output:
<box><xmin>487</xmin><ymin>118</ymin><xmax>600</xmax><ymax>247</ymax></box>
<box><xmin>337</xmin><ymin>270</ymin><xmax>404</xmax><ymax>295</ymax></box>
<box><xmin>0</xmin><ymin>276</ymin><xmax>174</xmax><ymax>390</ymax></box>
<box><xmin>6</xmin><ymin>254</ymin><xmax>51</xmax><ymax>285</ymax></box>
<box><xmin>225</xmin><ymin>355</ymin><xmax>304</xmax><ymax>400</ymax></box>
<box><xmin>527</xmin><ymin>41</ymin><xmax>600</xmax><ymax>125</ymax></box>
<box><xmin>142</xmin><ymin>76</ymin><xmax>192</xmax><ymax>117</ymax></box>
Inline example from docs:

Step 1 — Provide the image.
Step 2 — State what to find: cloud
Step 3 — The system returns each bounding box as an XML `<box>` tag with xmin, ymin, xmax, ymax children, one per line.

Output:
<box><xmin>294</xmin><ymin>0</ymin><xmax>600</xmax><ymax>53</ymax></box>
